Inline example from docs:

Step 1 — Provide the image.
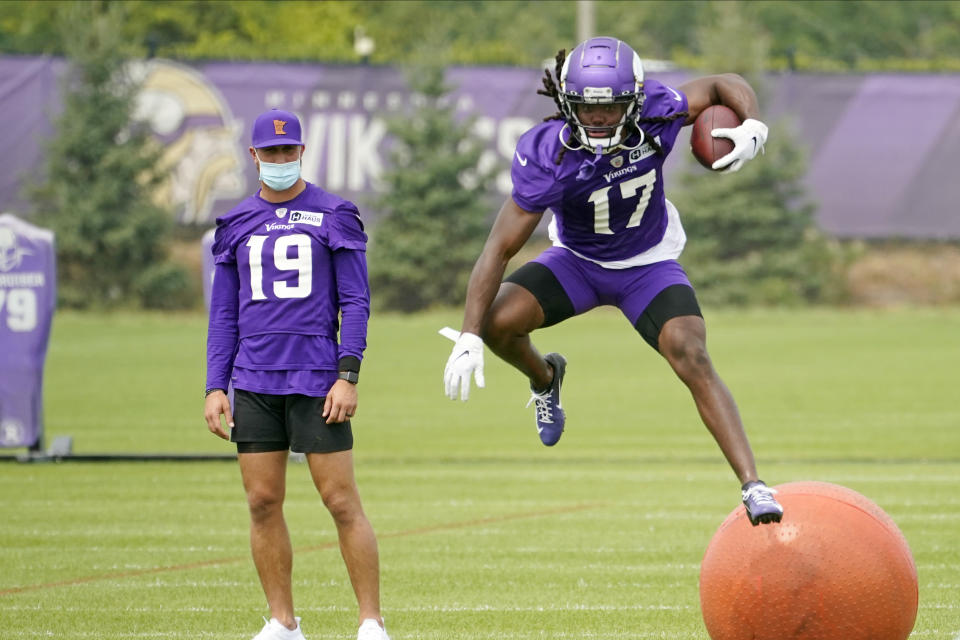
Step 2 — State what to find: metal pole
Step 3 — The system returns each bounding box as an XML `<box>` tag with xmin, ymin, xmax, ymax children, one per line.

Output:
<box><xmin>577</xmin><ymin>0</ymin><xmax>595</xmax><ymax>44</ymax></box>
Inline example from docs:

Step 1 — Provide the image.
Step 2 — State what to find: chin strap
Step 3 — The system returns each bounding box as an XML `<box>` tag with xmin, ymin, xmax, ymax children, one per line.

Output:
<box><xmin>558</xmin><ymin>123</ymin><xmax>581</xmax><ymax>152</ymax></box>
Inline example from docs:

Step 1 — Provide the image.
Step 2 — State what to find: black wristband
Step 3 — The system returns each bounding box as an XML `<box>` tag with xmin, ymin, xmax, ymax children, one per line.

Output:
<box><xmin>204</xmin><ymin>388</ymin><xmax>226</xmax><ymax>398</ymax></box>
<box><xmin>337</xmin><ymin>355</ymin><xmax>361</xmax><ymax>373</ymax></box>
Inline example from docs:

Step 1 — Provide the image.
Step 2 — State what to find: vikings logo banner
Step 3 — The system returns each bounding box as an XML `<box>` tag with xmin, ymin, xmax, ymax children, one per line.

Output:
<box><xmin>129</xmin><ymin>60</ymin><xmax>248</xmax><ymax>225</ymax></box>
<box><xmin>0</xmin><ymin>214</ymin><xmax>56</xmax><ymax>449</ymax></box>
<box><xmin>2</xmin><ymin>56</ymin><xmax>960</xmax><ymax>237</ymax></box>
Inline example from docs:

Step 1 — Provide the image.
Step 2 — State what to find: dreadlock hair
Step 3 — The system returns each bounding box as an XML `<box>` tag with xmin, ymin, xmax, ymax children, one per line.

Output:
<box><xmin>537</xmin><ymin>49</ymin><xmax>570</xmax><ymax>164</ymax></box>
<box><xmin>537</xmin><ymin>48</ymin><xmax>567</xmax><ymax>122</ymax></box>
<box><xmin>536</xmin><ymin>48</ymin><xmax>689</xmax><ymax>165</ymax></box>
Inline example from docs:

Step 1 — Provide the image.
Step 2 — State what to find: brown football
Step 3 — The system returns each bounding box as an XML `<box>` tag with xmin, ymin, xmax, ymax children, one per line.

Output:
<box><xmin>690</xmin><ymin>104</ymin><xmax>741</xmax><ymax>169</ymax></box>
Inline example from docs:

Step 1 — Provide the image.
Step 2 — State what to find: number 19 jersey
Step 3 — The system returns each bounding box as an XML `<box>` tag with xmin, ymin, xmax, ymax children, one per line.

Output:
<box><xmin>206</xmin><ymin>183</ymin><xmax>369</xmax><ymax>396</ymax></box>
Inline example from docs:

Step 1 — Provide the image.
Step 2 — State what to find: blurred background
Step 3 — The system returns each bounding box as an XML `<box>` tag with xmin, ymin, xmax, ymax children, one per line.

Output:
<box><xmin>2</xmin><ymin>0</ymin><xmax>959</xmax><ymax>314</ymax></box>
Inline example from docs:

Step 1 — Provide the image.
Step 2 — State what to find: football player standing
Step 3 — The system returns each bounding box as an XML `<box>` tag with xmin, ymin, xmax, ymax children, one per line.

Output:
<box><xmin>205</xmin><ymin>109</ymin><xmax>390</xmax><ymax>640</ymax></box>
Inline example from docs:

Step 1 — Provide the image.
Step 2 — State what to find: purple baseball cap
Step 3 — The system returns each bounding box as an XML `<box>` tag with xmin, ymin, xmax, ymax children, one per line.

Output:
<box><xmin>251</xmin><ymin>108</ymin><xmax>303</xmax><ymax>148</ymax></box>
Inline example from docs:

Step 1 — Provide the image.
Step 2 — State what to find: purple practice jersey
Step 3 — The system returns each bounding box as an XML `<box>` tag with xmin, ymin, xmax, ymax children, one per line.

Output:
<box><xmin>512</xmin><ymin>79</ymin><xmax>688</xmax><ymax>266</ymax></box>
<box><xmin>0</xmin><ymin>214</ymin><xmax>56</xmax><ymax>448</ymax></box>
<box><xmin>205</xmin><ymin>183</ymin><xmax>369</xmax><ymax>397</ymax></box>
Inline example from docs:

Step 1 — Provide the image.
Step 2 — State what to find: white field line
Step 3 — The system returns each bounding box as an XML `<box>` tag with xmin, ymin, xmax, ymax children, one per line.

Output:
<box><xmin>3</xmin><ymin>600</ymin><xmax>955</xmax><ymax>613</ymax></box>
<box><xmin>0</xmin><ymin>633</ymin><xmax>707</xmax><ymax>639</ymax></box>
<box><xmin>0</xmin><ymin>603</ymin><xmax>695</xmax><ymax>613</ymax></box>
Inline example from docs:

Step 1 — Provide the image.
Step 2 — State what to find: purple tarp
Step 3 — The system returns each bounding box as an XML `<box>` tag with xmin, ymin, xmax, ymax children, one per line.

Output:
<box><xmin>2</xmin><ymin>55</ymin><xmax>959</xmax><ymax>238</ymax></box>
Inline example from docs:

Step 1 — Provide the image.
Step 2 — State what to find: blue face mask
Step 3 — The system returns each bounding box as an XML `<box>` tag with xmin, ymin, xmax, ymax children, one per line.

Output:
<box><xmin>257</xmin><ymin>150</ymin><xmax>302</xmax><ymax>191</ymax></box>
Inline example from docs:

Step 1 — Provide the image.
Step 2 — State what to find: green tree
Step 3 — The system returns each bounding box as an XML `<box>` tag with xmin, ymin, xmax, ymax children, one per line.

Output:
<box><xmin>124</xmin><ymin>0</ymin><xmax>362</xmax><ymax>62</ymax></box>
<box><xmin>669</xmin><ymin>1</ymin><xmax>848</xmax><ymax>306</ymax></box>
<box><xmin>367</xmin><ymin>60</ymin><xmax>495</xmax><ymax>312</ymax></box>
<box><xmin>27</xmin><ymin>2</ymin><xmax>191</xmax><ymax>309</ymax></box>
<box><xmin>4</xmin><ymin>1</ymin><xmax>958</xmax><ymax>70</ymax></box>
<box><xmin>671</xmin><ymin>129</ymin><xmax>847</xmax><ymax>305</ymax></box>
<box><xmin>353</xmin><ymin>1</ymin><xmax>574</xmax><ymax>66</ymax></box>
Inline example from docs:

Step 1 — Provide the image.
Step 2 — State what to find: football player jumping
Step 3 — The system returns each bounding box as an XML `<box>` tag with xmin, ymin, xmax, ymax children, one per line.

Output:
<box><xmin>443</xmin><ymin>37</ymin><xmax>782</xmax><ymax>526</ymax></box>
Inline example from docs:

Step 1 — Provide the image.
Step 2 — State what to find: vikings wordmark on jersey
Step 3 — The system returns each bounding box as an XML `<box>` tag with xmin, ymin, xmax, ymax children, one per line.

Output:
<box><xmin>206</xmin><ymin>183</ymin><xmax>369</xmax><ymax>396</ymax></box>
<box><xmin>512</xmin><ymin>79</ymin><xmax>688</xmax><ymax>267</ymax></box>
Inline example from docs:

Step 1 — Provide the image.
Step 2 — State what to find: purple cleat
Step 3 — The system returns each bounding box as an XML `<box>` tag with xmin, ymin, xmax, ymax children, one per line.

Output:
<box><xmin>526</xmin><ymin>353</ymin><xmax>566</xmax><ymax>446</ymax></box>
<box><xmin>742</xmin><ymin>480</ymin><xmax>784</xmax><ymax>526</ymax></box>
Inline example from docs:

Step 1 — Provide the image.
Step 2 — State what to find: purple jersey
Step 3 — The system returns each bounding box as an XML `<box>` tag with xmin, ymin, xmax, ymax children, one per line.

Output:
<box><xmin>205</xmin><ymin>183</ymin><xmax>369</xmax><ymax>397</ymax></box>
<box><xmin>512</xmin><ymin>80</ymin><xmax>688</xmax><ymax>264</ymax></box>
<box><xmin>0</xmin><ymin>214</ymin><xmax>56</xmax><ymax>448</ymax></box>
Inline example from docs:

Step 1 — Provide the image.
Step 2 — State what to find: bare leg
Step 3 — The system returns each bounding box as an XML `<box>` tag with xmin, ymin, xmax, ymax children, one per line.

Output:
<box><xmin>307</xmin><ymin>450</ymin><xmax>383</xmax><ymax>627</ymax></box>
<box><xmin>238</xmin><ymin>451</ymin><xmax>299</xmax><ymax>629</ymax></box>
<box><xmin>658</xmin><ymin>315</ymin><xmax>760</xmax><ymax>485</ymax></box>
<box><xmin>481</xmin><ymin>283</ymin><xmax>554</xmax><ymax>390</ymax></box>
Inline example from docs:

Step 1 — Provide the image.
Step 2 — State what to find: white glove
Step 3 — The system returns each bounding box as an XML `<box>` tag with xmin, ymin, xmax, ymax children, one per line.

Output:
<box><xmin>711</xmin><ymin>118</ymin><xmax>768</xmax><ymax>173</ymax></box>
<box><xmin>442</xmin><ymin>329</ymin><xmax>485</xmax><ymax>401</ymax></box>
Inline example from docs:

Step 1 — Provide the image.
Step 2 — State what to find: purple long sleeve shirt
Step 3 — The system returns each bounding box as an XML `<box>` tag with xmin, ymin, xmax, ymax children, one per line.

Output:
<box><xmin>205</xmin><ymin>183</ymin><xmax>370</xmax><ymax>397</ymax></box>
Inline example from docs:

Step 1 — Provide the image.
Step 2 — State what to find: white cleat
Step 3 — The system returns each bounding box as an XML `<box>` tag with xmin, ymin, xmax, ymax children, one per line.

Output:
<box><xmin>357</xmin><ymin>618</ymin><xmax>391</xmax><ymax>640</ymax></box>
<box><xmin>252</xmin><ymin>617</ymin><xmax>306</xmax><ymax>640</ymax></box>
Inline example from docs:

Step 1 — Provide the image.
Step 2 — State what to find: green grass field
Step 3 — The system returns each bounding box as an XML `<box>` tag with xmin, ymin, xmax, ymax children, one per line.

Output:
<box><xmin>1</xmin><ymin>306</ymin><xmax>958</xmax><ymax>639</ymax></box>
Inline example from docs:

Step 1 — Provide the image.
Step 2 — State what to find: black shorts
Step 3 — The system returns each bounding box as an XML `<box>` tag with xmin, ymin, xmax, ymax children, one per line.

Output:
<box><xmin>231</xmin><ymin>389</ymin><xmax>353</xmax><ymax>454</ymax></box>
<box><xmin>631</xmin><ymin>283</ymin><xmax>703</xmax><ymax>351</ymax></box>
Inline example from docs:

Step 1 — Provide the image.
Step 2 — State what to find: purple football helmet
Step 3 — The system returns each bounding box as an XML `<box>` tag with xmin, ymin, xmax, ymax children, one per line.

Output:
<box><xmin>559</xmin><ymin>37</ymin><xmax>645</xmax><ymax>153</ymax></box>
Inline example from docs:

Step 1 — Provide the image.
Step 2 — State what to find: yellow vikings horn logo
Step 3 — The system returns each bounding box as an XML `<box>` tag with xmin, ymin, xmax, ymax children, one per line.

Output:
<box><xmin>130</xmin><ymin>60</ymin><xmax>247</xmax><ymax>225</ymax></box>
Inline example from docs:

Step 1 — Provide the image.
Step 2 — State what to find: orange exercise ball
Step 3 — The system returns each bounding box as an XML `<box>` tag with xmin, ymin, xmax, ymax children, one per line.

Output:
<box><xmin>699</xmin><ymin>481</ymin><xmax>918</xmax><ymax>640</ymax></box>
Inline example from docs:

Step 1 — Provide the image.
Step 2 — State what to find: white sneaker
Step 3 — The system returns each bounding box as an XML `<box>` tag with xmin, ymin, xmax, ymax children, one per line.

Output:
<box><xmin>357</xmin><ymin>618</ymin><xmax>390</xmax><ymax>640</ymax></box>
<box><xmin>252</xmin><ymin>617</ymin><xmax>306</xmax><ymax>640</ymax></box>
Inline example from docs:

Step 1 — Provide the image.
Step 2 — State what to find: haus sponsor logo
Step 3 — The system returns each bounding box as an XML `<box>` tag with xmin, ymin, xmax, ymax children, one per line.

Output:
<box><xmin>290</xmin><ymin>211</ymin><xmax>324</xmax><ymax>227</ymax></box>
<box><xmin>629</xmin><ymin>143</ymin><xmax>657</xmax><ymax>164</ymax></box>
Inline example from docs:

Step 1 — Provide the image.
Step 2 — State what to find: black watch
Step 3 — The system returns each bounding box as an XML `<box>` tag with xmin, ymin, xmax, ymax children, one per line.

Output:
<box><xmin>338</xmin><ymin>370</ymin><xmax>359</xmax><ymax>384</ymax></box>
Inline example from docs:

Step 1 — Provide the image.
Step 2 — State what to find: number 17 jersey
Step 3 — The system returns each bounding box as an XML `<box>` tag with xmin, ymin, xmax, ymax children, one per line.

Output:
<box><xmin>511</xmin><ymin>79</ymin><xmax>688</xmax><ymax>268</ymax></box>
